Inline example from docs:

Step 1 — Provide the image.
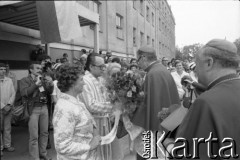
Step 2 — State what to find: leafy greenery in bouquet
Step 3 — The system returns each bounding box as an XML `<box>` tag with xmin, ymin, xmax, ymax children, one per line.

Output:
<box><xmin>105</xmin><ymin>71</ymin><xmax>145</xmax><ymax>117</ymax></box>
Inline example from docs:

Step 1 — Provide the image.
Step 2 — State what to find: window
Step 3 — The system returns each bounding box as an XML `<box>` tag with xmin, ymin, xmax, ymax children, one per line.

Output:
<box><xmin>152</xmin><ymin>39</ymin><xmax>154</xmax><ymax>47</ymax></box>
<box><xmin>159</xmin><ymin>18</ymin><xmax>161</xmax><ymax>31</ymax></box>
<box><xmin>147</xmin><ymin>36</ymin><xmax>150</xmax><ymax>45</ymax></box>
<box><xmin>146</xmin><ymin>6</ymin><xmax>150</xmax><ymax>22</ymax></box>
<box><xmin>140</xmin><ymin>32</ymin><xmax>144</xmax><ymax>46</ymax></box>
<box><xmin>162</xmin><ymin>22</ymin><xmax>164</xmax><ymax>33</ymax></box>
<box><xmin>152</xmin><ymin>12</ymin><xmax>154</xmax><ymax>26</ymax></box>
<box><xmin>89</xmin><ymin>1</ymin><xmax>102</xmax><ymax>32</ymax></box>
<box><xmin>133</xmin><ymin>27</ymin><xmax>137</xmax><ymax>46</ymax></box>
<box><xmin>140</xmin><ymin>0</ymin><xmax>144</xmax><ymax>16</ymax></box>
<box><xmin>133</xmin><ymin>0</ymin><xmax>137</xmax><ymax>9</ymax></box>
<box><xmin>165</xmin><ymin>26</ymin><xmax>167</xmax><ymax>36</ymax></box>
<box><xmin>89</xmin><ymin>1</ymin><xmax>98</xmax><ymax>13</ymax></box>
<box><xmin>116</xmin><ymin>14</ymin><xmax>122</xmax><ymax>28</ymax></box>
<box><xmin>116</xmin><ymin>14</ymin><xmax>124</xmax><ymax>39</ymax></box>
<box><xmin>98</xmin><ymin>3</ymin><xmax>103</xmax><ymax>32</ymax></box>
<box><xmin>159</xmin><ymin>42</ymin><xmax>161</xmax><ymax>53</ymax></box>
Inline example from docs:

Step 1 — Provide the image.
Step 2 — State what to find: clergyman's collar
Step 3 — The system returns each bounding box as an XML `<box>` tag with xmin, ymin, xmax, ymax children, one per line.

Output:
<box><xmin>207</xmin><ymin>73</ymin><xmax>239</xmax><ymax>90</ymax></box>
<box><xmin>145</xmin><ymin>61</ymin><xmax>159</xmax><ymax>72</ymax></box>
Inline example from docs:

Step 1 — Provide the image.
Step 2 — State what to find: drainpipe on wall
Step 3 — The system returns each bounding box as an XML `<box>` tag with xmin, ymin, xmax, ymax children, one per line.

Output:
<box><xmin>125</xmin><ymin>0</ymin><xmax>129</xmax><ymax>59</ymax></box>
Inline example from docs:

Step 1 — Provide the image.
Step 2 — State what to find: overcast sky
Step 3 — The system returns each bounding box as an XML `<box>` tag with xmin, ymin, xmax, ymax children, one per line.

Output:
<box><xmin>168</xmin><ymin>0</ymin><xmax>240</xmax><ymax>48</ymax></box>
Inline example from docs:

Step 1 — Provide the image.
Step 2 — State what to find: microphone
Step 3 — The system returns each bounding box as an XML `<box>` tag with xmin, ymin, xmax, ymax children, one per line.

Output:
<box><xmin>191</xmin><ymin>82</ymin><xmax>206</xmax><ymax>92</ymax></box>
<box><xmin>181</xmin><ymin>75</ymin><xmax>207</xmax><ymax>95</ymax></box>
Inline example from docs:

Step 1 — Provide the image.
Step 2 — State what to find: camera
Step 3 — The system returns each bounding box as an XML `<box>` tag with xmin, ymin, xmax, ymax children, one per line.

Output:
<box><xmin>39</xmin><ymin>96</ymin><xmax>47</xmax><ymax>104</ymax></box>
<box><xmin>43</xmin><ymin>61</ymin><xmax>53</xmax><ymax>72</ymax></box>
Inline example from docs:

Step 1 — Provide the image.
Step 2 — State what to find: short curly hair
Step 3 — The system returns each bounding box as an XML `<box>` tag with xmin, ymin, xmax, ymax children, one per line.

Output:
<box><xmin>56</xmin><ymin>64</ymin><xmax>85</xmax><ymax>93</ymax></box>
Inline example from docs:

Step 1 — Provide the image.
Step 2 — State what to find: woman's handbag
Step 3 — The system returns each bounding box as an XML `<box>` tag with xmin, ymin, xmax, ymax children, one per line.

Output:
<box><xmin>12</xmin><ymin>97</ymin><xmax>33</xmax><ymax>122</ymax></box>
<box><xmin>12</xmin><ymin>104</ymin><xmax>24</xmax><ymax>117</ymax></box>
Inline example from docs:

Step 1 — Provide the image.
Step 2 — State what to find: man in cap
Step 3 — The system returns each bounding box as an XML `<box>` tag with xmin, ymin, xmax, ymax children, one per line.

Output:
<box><xmin>167</xmin><ymin>39</ymin><xmax>240</xmax><ymax>159</ymax></box>
<box><xmin>131</xmin><ymin>46</ymin><xmax>180</xmax><ymax>160</ymax></box>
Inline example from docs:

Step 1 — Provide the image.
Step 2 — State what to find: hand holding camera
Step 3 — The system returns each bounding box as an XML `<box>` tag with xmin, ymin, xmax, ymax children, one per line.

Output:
<box><xmin>35</xmin><ymin>75</ymin><xmax>42</xmax><ymax>87</ymax></box>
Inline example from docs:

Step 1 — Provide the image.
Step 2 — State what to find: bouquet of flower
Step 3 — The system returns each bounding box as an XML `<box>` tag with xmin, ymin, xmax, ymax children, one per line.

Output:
<box><xmin>105</xmin><ymin>71</ymin><xmax>145</xmax><ymax>116</ymax></box>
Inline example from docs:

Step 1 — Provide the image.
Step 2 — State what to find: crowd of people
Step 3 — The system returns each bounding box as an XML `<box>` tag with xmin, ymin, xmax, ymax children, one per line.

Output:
<box><xmin>0</xmin><ymin>38</ymin><xmax>240</xmax><ymax>160</ymax></box>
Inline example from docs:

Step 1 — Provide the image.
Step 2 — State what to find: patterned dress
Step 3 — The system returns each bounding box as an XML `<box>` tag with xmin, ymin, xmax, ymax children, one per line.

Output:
<box><xmin>53</xmin><ymin>93</ymin><xmax>100</xmax><ymax>160</ymax></box>
<box><xmin>79</xmin><ymin>71</ymin><xmax>113</xmax><ymax>160</ymax></box>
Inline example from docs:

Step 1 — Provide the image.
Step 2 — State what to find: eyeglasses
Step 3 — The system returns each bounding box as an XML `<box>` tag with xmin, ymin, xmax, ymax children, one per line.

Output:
<box><xmin>92</xmin><ymin>64</ymin><xmax>106</xmax><ymax>70</ymax></box>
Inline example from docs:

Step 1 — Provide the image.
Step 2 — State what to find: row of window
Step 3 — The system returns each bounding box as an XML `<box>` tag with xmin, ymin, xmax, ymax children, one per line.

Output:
<box><xmin>133</xmin><ymin>0</ymin><xmax>173</xmax><ymax>26</ymax></box>
<box><xmin>133</xmin><ymin>27</ymin><xmax>155</xmax><ymax>47</ymax></box>
<box><xmin>81</xmin><ymin>1</ymin><xmax>174</xmax><ymax>46</ymax></box>
<box><xmin>82</xmin><ymin>1</ymin><xmax>173</xmax><ymax>39</ymax></box>
<box><xmin>133</xmin><ymin>1</ymin><xmax>174</xmax><ymax>36</ymax></box>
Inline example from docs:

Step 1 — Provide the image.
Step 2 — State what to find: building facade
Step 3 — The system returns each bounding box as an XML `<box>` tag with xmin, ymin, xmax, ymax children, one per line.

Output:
<box><xmin>0</xmin><ymin>0</ymin><xmax>175</xmax><ymax>80</ymax></box>
<box><xmin>78</xmin><ymin>0</ymin><xmax>176</xmax><ymax>59</ymax></box>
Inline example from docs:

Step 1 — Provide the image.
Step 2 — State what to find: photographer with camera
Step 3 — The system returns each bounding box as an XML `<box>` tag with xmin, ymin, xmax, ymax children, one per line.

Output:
<box><xmin>37</xmin><ymin>54</ymin><xmax>53</xmax><ymax>73</ymax></box>
<box><xmin>36</xmin><ymin>54</ymin><xmax>55</xmax><ymax>150</ymax></box>
<box><xmin>19</xmin><ymin>61</ymin><xmax>53</xmax><ymax>160</ymax></box>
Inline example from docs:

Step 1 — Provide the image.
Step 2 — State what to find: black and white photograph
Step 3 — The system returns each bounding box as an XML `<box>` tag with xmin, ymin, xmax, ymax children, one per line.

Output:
<box><xmin>0</xmin><ymin>0</ymin><xmax>239</xmax><ymax>160</ymax></box>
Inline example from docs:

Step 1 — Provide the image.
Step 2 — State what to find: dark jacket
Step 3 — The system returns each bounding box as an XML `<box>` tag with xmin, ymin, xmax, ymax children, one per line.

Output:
<box><xmin>19</xmin><ymin>75</ymin><xmax>53</xmax><ymax>115</ymax></box>
<box><xmin>132</xmin><ymin>61</ymin><xmax>180</xmax><ymax>131</ymax></box>
<box><xmin>174</xmin><ymin>74</ymin><xmax>240</xmax><ymax>159</ymax></box>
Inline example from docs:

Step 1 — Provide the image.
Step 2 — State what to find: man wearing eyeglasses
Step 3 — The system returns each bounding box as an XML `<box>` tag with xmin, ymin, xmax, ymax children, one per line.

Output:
<box><xmin>132</xmin><ymin>46</ymin><xmax>180</xmax><ymax>160</ymax></box>
<box><xmin>0</xmin><ymin>63</ymin><xmax>16</xmax><ymax>157</ymax></box>
<box><xmin>162</xmin><ymin>57</ymin><xmax>169</xmax><ymax>68</ymax></box>
<box><xmin>79</xmin><ymin>53</ymin><xmax>113</xmax><ymax>160</ymax></box>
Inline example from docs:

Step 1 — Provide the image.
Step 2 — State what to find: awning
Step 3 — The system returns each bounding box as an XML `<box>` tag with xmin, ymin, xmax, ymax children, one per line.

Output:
<box><xmin>0</xmin><ymin>1</ymin><xmax>39</xmax><ymax>30</ymax></box>
<box><xmin>0</xmin><ymin>1</ymin><xmax>99</xmax><ymax>44</ymax></box>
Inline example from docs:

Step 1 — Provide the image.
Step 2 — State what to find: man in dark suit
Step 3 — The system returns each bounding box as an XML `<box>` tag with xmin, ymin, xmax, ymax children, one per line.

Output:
<box><xmin>132</xmin><ymin>46</ymin><xmax>180</xmax><ymax>160</ymax></box>
<box><xmin>167</xmin><ymin>39</ymin><xmax>240</xmax><ymax>159</ymax></box>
